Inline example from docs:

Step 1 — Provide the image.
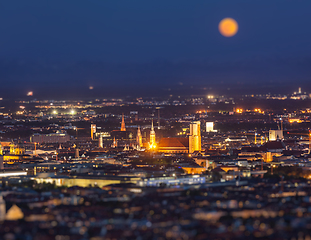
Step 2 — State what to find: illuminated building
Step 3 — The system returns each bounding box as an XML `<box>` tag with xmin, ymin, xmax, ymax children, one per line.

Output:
<box><xmin>291</xmin><ymin>87</ymin><xmax>309</xmax><ymax>100</ymax></box>
<box><xmin>5</xmin><ymin>205</ymin><xmax>24</xmax><ymax>221</ymax></box>
<box><xmin>158</xmin><ymin>137</ymin><xmax>189</xmax><ymax>153</ymax></box>
<box><xmin>75</xmin><ymin>148</ymin><xmax>79</xmax><ymax>158</ymax></box>
<box><xmin>182</xmin><ymin>166</ymin><xmax>206</xmax><ymax>174</ymax></box>
<box><xmin>269</xmin><ymin>130</ymin><xmax>283</xmax><ymax>141</ymax></box>
<box><xmin>91</xmin><ymin>124</ymin><xmax>96</xmax><ymax>140</ymax></box>
<box><xmin>288</xmin><ymin>118</ymin><xmax>302</xmax><ymax>123</ymax></box>
<box><xmin>31</xmin><ymin>133</ymin><xmax>70</xmax><ymax>144</ymax></box>
<box><xmin>137</xmin><ymin>175</ymin><xmax>205</xmax><ymax>187</ymax></box>
<box><xmin>111</xmin><ymin>137</ymin><xmax>117</xmax><ymax>148</ymax></box>
<box><xmin>189</xmin><ymin>121</ymin><xmax>201</xmax><ymax>153</ymax></box>
<box><xmin>264</xmin><ymin>152</ymin><xmax>273</xmax><ymax>162</ymax></box>
<box><xmin>0</xmin><ymin>171</ymin><xmax>27</xmax><ymax>177</ymax></box>
<box><xmin>98</xmin><ymin>135</ymin><xmax>103</xmax><ymax>148</ymax></box>
<box><xmin>110</xmin><ymin>114</ymin><xmax>132</xmax><ymax>140</ymax></box>
<box><xmin>136</xmin><ymin>126</ymin><xmax>143</xmax><ymax>148</ymax></box>
<box><xmin>2</xmin><ymin>143</ymin><xmax>31</xmax><ymax>162</ymax></box>
<box><xmin>206</xmin><ymin>122</ymin><xmax>217</xmax><ymax>132</ymax></box>
<box><xmin>121</xmin><ymin>113</ymin><xmax>126</xmax><ymax>131</ymax></box>
<box><xmin>33</xmin><ymin>175</ymin><xmax>140</xmax><ymax>188</ymax></box>
<box><xmin>149</xmin><ymin>120</ymin><xmax>156</xmax><ymax>149</ymax></box>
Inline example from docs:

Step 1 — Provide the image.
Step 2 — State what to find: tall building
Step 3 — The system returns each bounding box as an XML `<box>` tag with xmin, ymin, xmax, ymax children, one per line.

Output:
<box><xmin>75</xmin><ymin>148</ymin><xmax>79</xmax><ymax>159</ymax></box>
<box><xmin>149</xmin><ymin>121</ymin><xmax>156</xmax><ymax>149</ymax></box>
<box><xmin>136</xmin><ymin>126</ymin><xmax>143</xmax><ymax>148</ymax></box>
<box><xmin>269</xmin><ymin>130</ymin><xmax>283</xmax><ymax>141</ymax></box>
<box><xmin>121</xmin><ymin>114</ymin><xmax>126</xmax><ymax>131</ymax></box>
<box><xmin>98</xmin><ymin>135</ymin><xmax>103</xmax><ymax>148</ymax></box>
<box><xmin>158</xmin><ymin>137</ymin><xmax>189</xmax><ymax>153</ymax></box>
<box><xmin>206</xmin><ymin>122</ymin><xmax>214</xmax><ymax>132</ymax></box>
<box><xmin>189</xmin><ymin>121</ymin><xmax>201</xmax><ymax>153</ymax></box>
<box><xmin>91</xmin><ymin>124</ymin><xmax>96</xmax><ymax>140</ymax></box>
<box><xmin>111</xmin><ymin>137</ymin><xmax>117</xmax><ymax>148</ymax></box>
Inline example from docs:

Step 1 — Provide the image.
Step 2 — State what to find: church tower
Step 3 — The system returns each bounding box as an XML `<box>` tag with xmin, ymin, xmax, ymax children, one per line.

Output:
<box><xmin>136</xmin><ymin>126</ymin><xmax>143</xmax><ymax>148</ymax></box>
<box><xmin>149</xmin><ymin>120</ymin><xmax>156</xmax><ymax>149</ymax></box>
<box><xmin>121</xmin><ymin>114</ymin><xmax>126</xmax><ymax>131</ymax></box>
<box><xmin>111</xmin><ymin>137</ymin><xmax>117</xmax><ymax>148</ymax></box>
<box><xmin>91</xmin><ymin>124</ymin><xmax>96</xmax><ymax>140</ymax></box>
<box><xmin>189</xmin><ymin>121</ymin><xmax>201</xmax><ymax>153</ymax></box>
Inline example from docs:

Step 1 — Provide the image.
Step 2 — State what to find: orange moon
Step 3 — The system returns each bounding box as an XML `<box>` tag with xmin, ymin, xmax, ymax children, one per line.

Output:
<box><xmin>219</xmin><ymin>18</ymin><xmax>238</xmax><ymax>37</ymax></box>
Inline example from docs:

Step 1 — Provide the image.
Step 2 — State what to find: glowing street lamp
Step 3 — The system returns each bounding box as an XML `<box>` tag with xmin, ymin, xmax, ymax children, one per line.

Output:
<box><xmin>149</xmin><ymin>143</ymin><xmax>157</xmax><ymax>150</ymax></box>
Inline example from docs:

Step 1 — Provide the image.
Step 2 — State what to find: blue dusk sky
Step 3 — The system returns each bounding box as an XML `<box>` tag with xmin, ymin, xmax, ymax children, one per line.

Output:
<box><xmin>0</xmin><ymin>0</ymin><xmax>311</xmax><ymax>98</ymax></box>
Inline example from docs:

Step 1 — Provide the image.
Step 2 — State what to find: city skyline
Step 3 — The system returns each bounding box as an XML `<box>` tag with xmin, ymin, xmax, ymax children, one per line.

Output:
<box><xmin>2</xmin><ymin>2</ymin><xmax>311</xmax><ymax>239</ymax></box>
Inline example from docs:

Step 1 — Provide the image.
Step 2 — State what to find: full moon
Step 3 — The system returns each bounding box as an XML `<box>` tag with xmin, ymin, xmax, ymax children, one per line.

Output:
<box><xmin>219</xmin><ymin>18</ymin><xmax>238</xmax><ymax>37</ymax></box>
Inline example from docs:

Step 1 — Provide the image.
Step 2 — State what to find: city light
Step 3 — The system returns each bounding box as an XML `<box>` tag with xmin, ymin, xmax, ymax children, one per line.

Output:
<box><xmin>0</xmin><ymin>171</ymin><xmax>27</xmax><ymax>177</ymax></box>
<box><xmin>236</xmin><ymin>108</ymin><xmax>243</xmax><ymax>113</ymax></box>
<box><xmin>288</xmin><ymin>119</ymin><xmax>302</xmax><ymax>123</ymax></box>
<box><xmin>149</xmin><ymin>143</ymin><xmax>157</xmax><ymax>150</ymax></box>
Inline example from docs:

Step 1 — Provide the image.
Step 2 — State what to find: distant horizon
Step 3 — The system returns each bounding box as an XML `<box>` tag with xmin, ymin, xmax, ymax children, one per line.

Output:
<box><xmin>0</xmin><ymin>81</ymin><xmax>308</xmax><ymax>101</ymax></box>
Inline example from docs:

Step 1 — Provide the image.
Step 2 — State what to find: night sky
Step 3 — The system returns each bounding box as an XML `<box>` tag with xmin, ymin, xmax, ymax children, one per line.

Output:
<box><xmin>0</xmin><ymin>0</ymin><xmax>311</xmax><ymax>98</ymax></box>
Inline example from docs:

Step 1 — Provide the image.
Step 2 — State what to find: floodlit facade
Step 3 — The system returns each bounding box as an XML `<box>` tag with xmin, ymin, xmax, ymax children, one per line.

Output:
<box><xmin>189</xmin><ymin>121</ymin><xmax>201</xmax><ymax>153</ymax></box>
<box><xmin>269</xmin><ymin>130</ymin><xmax>283</xmax><ymax>141</ymax></box>
<box><xmin>120</xmin><ymin>114</ymin><xmax>126</xmax><ymax>131</ymax></box>
<box><xmin>98</xmin><ymin>135</ymin><xmax>103</xmax><ymax>148</ymax></box>
<box><xmin>91</xmin><ymin>124</ymin><xmax>96</xmax><ymax>140</ymax></box>
<box><xmin>206</xmin><ymin>122</ymin><xmax>216</xmax><ymax>132</ymax></box>
<box><xmin>149</xmin><ymin>121</ymin><xmax>156</xmax><ymax>149</ymax></box>
<box><xmin>136</xmin><ymin>126</ymin><xmax>143</xmax><ymax>148</ymax></box>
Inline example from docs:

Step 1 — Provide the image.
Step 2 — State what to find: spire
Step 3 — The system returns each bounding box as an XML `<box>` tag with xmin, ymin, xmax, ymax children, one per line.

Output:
<box><xmin>121</xmin><ymin>113</ymin><xmax>126</xmax><ymax>131</ymax></box>
<box><xmin>149</xmin><ymin>120</ymin><xmax>156</xmax><ymax>149</ymax></box>
<box><xmin>112</xmin><ymin>137</ymin><xmax>117</xmax><ymax>148</ymax></box>
<box><xmin>136</xmin><ymin>126</ymin><xmax>142</xmax><ymax>148</ymax></box>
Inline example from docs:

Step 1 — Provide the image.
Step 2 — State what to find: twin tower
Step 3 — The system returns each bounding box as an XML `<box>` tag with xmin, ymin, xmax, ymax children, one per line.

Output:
<box><xmin>91</xmin><ymin>115</ymin><xmax>201</xmax><ymax>153</ymax></box>
<box><xmin>189</xmin><ymin>121</ymin><xmax>201</xmax><ymax>153</ymax></box>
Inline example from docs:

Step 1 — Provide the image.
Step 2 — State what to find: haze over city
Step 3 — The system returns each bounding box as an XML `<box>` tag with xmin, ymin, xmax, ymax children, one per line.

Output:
<box><xmin>1</xmin><ymin>0</ymin><xmax>311</xmax><ymax>98</ymax></box>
